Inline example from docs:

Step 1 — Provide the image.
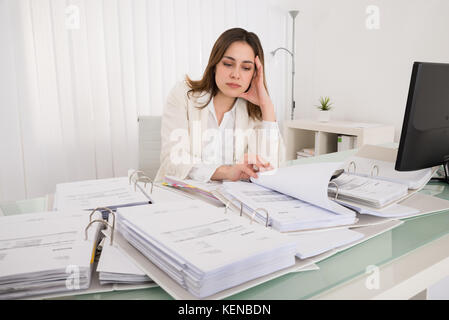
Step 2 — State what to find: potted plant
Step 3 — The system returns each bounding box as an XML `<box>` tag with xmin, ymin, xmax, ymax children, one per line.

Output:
<box><xmin>316</xmin><ymin>96</ymin><xmax>333</xmax><ymax>122</ymax></box>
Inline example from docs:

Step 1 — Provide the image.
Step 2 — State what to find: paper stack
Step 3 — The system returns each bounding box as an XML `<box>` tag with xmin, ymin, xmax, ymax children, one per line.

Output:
<box><xmin>343</xmin><ymin>153</ymin><xmax>433</xmax><ymax>190</ymax></box>
<box><xmin>286</xmin><ymin>228</ymin><xmax>364</xmax><ymax>259</ymax></box>
<box><xmin>329</xmin><ymin>173</ymin><xmax>409</xmax><ymax>208</ymax></box>
<box><xmin>297</xmin><ymin>148</ymin><xmax>315</xmax><ymax>159</ymax></box>
<box><xmin>0</xmin><ymin>211</ymin><xmax>101</xmax><ymax>299</ymax></box>
<box><xmin>337</xmin><ymin>135</ymin><xmax>357</xmax><ymax>152</ymax></box>
<box><xmin>54</xmin><ymin>177</ymin><xmax>152</xmax><ymax>214</ymax></box>
<box><xmin>215</xmin><ymin>181</ymin><xmax>357</xmax><ymax>232</ymax></box>
<box><xmin>115</xmin><ymin>201</ymin><xmax>297</xmax><ymax>298</ymax></box>
<box><xmin>96</xmin><ymin>239</ymin><xmax>154</xmax><ymax>285</ymax></box>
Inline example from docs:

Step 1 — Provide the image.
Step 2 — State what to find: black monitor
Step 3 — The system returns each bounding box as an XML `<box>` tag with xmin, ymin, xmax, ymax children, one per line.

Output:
<box><xmin>395</xmin><ymin>62</ymin><xmax>449</xmax><ymax>183</ymax></box>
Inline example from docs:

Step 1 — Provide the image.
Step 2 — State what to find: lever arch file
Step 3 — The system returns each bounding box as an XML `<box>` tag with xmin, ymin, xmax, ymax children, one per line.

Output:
<box><xmin>329</xmin><ymin>145</ymin><xmax>438</xmax><ymax>210</ymax></box>
<box><xmin>328</xmin><ymin>172</ymin><xmax>410</xmax><ymax>208</ymax></box>
<box><xmin>343</xmin><ymin>145</ymin><xmax>435</xmax><ymax>190</ymax></box>
<box><xmin>0</xmin><ymin>210</ymin><xmax>105</xmax><ymax>299</ymax></box>
<box><xmin>106</xmin><ymin>201</ymin><xmax>404</xmax><ymax>300</ymax></box>
<box><xmin>96</xmin><ymin>234</ymin><xmax>154</xmax><ymax>286</ymax></box>
<box><xmin>113</xmin><ymin>201</ymin><xmax>313</xmax><ymax>299</ymax></box>
<box><xmin>213</xmin><ymin>181</ymin><xmax>357</xmax><ymax>232</ymax></box>
<box><xmin>53</xmin><ymin>170</ymin><xmax>155</xmax><ymax>216</ymax></box>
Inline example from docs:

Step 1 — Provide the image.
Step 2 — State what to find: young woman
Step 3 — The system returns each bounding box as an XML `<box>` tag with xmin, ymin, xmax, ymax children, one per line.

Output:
<box><xmin>155</xmin><ymin>28</ymin><xmax>285</xmax><ymax>183</ymax></box>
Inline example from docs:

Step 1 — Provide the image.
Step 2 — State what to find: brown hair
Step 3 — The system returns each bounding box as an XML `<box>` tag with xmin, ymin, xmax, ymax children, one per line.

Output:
<box><xmin>185</xmin><ymin>28</ymin><xmax>268</xmax><ymax>121</ymax></box>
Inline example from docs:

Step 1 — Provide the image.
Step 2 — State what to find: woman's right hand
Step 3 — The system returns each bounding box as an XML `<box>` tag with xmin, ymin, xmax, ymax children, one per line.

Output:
<box><xmin>211</xmin><ymin>154</ymin><xmax>274</xmax><ymax>181</ymax></box>
<box><xmin>224</xmin><ymin>163</ymin><xmax>259</xmax><ymax>181</ymax></box>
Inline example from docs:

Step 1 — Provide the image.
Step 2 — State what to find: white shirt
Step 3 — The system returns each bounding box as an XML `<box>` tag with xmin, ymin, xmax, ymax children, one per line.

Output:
<box><xmin>188</xmin><ymin>99</ymin><xmax>279</xmax><ymax>182</ymax></box>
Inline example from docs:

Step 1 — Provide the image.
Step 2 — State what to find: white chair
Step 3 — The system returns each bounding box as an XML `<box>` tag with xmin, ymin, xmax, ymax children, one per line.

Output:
<box><xmin>138</xmin><ymin>116</ymin><xmax>161</xmax><ymax>180</ymax></box>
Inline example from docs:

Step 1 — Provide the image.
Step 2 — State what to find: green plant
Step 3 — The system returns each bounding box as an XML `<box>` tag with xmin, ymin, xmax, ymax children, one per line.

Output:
<box><xmin>316</xmin><ymin>96</ymin><xmax>333</xmax><ymax>111</ymax></box>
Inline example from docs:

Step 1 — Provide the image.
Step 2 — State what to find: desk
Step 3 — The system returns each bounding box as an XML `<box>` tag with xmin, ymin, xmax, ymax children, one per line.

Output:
<box><xmin>3</xmin><ymin>149</ymin><xmax>449</xmax><ymax>300</ymax></box>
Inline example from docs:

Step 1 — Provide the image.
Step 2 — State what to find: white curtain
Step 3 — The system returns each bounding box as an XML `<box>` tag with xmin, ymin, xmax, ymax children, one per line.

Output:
<box><xmin>0</xmin><ymin>0</ymin><xmax>290</xmax><ymax>201</ymax></box>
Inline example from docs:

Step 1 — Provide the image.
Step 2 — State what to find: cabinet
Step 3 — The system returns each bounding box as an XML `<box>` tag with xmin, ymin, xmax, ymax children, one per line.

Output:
<box><xmin>283</xmin><ymin>119</ymin><xmax>395</xmax><ymax>161</ymax></box>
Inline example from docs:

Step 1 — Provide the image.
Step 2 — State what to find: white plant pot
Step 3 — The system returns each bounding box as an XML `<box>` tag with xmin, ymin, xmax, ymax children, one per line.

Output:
<box><xmin>318</xmin><ymin>110</ymin><xmax>331</xmax><ymax>122</ymax></box>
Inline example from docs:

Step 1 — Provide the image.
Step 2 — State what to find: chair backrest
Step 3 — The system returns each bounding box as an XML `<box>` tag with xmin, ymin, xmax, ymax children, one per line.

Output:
<box><xmin>138</xmin><ymin>116</ymin><xmax>162</xmax><ymax>180</ymax></box>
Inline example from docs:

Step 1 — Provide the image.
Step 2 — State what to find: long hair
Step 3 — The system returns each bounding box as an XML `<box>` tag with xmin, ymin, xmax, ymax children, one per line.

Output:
<box><xmin>185</xmin><ymin>28</ymin><xmax>268</xmax><ymax>121</ymax></box>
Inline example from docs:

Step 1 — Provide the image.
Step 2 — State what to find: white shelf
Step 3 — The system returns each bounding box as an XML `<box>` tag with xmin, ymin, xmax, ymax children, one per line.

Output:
<box><xmin>283</xmin><ymin>119</ymin><xmax>395</xmax><ymax>161</ymax></box>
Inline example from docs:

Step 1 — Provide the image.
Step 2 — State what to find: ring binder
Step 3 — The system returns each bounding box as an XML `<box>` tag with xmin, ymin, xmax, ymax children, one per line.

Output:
<box><xmin>85</xmin><ymin>219</ymin><xmax>114</xmax><ymax>245</ymax></box>
<box><xmin>221</xmin><ymin>200</ymin><xmax>270</xmax><ymax>228</ymax></box>
<box><xmin>252</xmin><ymin>208</ymin><xmax>270</xmax><ymax>227</ymax></box>
<box><xmin>328</xmin><ymin>181</ymin><xmax>340</xmax><ymax>200</ymax></box>
<box><xmin>129</xmin><ymin>170</ymin><xmax>154</xmax><ymax>194</ymax></box>
<box><xmin>134</xmin><ymin>176</ymin><xmax>154</xmax><ymax>194</ymax></box>
<box><xmin>347</xmin><ymin>161</ymin><xmax>381</xmax><ymax>177</ymax></box>
<box><xmin>128</xmin><ymin>170</ymin><xmax>145</xmax><ymax>185</ymax></box>
<box><xmin>224</xmin><ymin>200</ymin><xmax>231</xmax><ymax>214</ymax></box>
<box><xmin>371</xmin><ymin>164</ymin><xmax>379</xmax><ymax>177</ymax></box>
<box><xmin>89</xmin><ymin>207</ymin><xmax>114</xmax><ymax>226</ymax></box>
<box><xmin>347</xmin><ymin>161</ymin><xmax>356</xmax><ymax>173</ymax></box>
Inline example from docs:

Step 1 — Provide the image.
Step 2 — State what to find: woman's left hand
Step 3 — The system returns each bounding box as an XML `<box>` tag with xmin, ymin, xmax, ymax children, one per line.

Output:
<box><xmin>238</xmin><ymin>56</ymin><xmax>273</xmax><ymax>111</ymax></box>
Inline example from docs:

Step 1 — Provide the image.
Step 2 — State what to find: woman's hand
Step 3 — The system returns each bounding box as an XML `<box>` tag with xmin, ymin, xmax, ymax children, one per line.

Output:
<box><xmin>211</xmin><ymin>154</ymin><xmax>274</xmax><ymax>181</ymax></box>
<box><xmin>238</xmin><ymin>56</ymin><xmax>276</xmax><ymax>121</ymax></box>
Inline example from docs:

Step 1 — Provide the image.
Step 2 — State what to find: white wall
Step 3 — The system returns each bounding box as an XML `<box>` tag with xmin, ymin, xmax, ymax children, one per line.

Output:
<box><xmin>289</xmin><ymin>0</ymin><xmax>449</xmax><ymax>141</ymax></box>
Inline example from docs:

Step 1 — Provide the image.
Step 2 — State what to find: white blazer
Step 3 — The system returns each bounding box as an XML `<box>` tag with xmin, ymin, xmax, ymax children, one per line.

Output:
<box><xmin>154</xmin><ymin>80</ymin><xmax>285</xmax><ymax>182</ymax></box>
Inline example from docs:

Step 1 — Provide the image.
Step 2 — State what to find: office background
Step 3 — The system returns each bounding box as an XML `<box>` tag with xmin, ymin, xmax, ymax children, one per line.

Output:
<box><xmin>1</xmin><ymin>0</ymin><xmax>448</xmax><ymax>203</ymax></box>
<box><xmin>0</xmin><ymin>0</ymin><xmax>290</xmax><ymax>201</ymax></box>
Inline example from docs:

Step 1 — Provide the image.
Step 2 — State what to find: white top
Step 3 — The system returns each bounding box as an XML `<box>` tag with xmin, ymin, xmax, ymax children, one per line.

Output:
<box><xmin>188</xmin><ymin>99</ymin><xmax>279</xmax><ymax>182</ymax></box>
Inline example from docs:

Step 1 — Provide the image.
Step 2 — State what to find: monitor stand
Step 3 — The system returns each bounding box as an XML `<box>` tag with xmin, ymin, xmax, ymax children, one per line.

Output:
<box><xmin>431</xmin><ymin>156</ymin><xmax>449</xmax><ymax>184</ymax></box>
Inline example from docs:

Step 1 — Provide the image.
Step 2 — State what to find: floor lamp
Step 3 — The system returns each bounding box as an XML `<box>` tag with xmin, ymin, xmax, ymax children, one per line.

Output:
<box><xmin>271</xmin><ymin>10</ymin><xmax>299</xmax><ymax>121</ymax></box>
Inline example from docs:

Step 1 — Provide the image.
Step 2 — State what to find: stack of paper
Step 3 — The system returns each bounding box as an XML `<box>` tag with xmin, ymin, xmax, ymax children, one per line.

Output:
<box><xmin>329</xmin><ymin>173</ymin><xmax>409</xmax><ymax>208</ymax></box>
<box><xmin>337</xmin><ymin>135</ymin><xmax>357</xmax><ymax>152</ymax></box>
<box><xmin>96</xmin><ymin>239</ymin><xmax>154</xmax><ymax>285</ymax></box>
<box><xmin>115</xmin><ymin>201</ymin><xmax>297</xmax><ymax>298</ymax></box>
<box><xmin>297</xmin><ymin>148</ymin><xmax>315</xmax><ymax>159</ymax></box>
<box><xmin>54</xmin><ymin>177</ymin><xmax>152</xmax><ymax>217</ymax></box>
<box><xmin>0</xmin><ymin>211</ymin><xmax>101</xmax><ymax>299</ymax></box>
<box><xmin>216</xmin><ymin>181</ymin><xmax>356</xmax><ymax>232</ymax></box>
<box><xmin>343</xmin><ymin>145</ymin><xmax>434</xmax><ymax>190</ymax></box>
<box><xmin>286</xmin><ymin>228</ymin><xmax>364</xmax><ymax>259</ymax></box>
<box><xmin>251</xmin><ymin>162</ymin><xmax>357</xmax><ymax>217</ymax></box>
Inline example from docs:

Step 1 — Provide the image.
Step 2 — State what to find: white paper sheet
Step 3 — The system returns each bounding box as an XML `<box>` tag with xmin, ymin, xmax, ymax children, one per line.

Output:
<box><xmin>330</xmin><ymin>173</ymin><xmax>409</xmax><ymax>208</ymax></box>
<box><xmin>251</xmin><ymin>162</ymin><xmax>355</xmax><ymax>216</ymax></box>
<box><xmin>221</xmin><ymin>181</ymin><xmax>356</xmax><ymax>231</ymax></box>
<box><xmin>54</xmin><ymin>177</ymin><xmax>151</xmax><ymax>211</ymax></box>
<box><xmin>343</xmin><ymin>155</ymin><xmax>433</xmax><ymax>190</ymax></box>
<box><xmin>337</xmin><ymin>200</ymin><xmax>421</xmax><ymax>218</ymax></box>
<box><xmin>285</xmin><ymin>228</ymin><xmax>365</xmax><ymax>259</ymax></box>
<box><xmin>115</xmin><ymin>201</ymin><xmax>297</xmax><ymax>298</ymax></box>
<box><xmin>0</xmin><ymin>211</ymin><xmax>101</xmax><ymax>299</ymax></box>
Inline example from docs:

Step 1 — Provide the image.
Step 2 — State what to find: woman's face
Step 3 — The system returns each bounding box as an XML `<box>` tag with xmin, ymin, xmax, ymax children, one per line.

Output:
<box><xmin>215</xmin><ymin>41</ymin><xmax>256</xmax><ymax>98</ymax></box>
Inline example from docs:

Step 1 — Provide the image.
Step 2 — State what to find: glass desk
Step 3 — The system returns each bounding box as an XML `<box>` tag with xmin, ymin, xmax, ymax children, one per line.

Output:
<box><xmin>3</xmin><ymin>150</ymin><xmax>449</xmax><ymax>300</ymax></box>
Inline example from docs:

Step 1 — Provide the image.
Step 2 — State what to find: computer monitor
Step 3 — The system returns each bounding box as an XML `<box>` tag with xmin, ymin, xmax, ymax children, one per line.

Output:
<box><xmin>395</xmin><ymin>62</ymin><xmax>449</xmax><ymax>183</ymax></box>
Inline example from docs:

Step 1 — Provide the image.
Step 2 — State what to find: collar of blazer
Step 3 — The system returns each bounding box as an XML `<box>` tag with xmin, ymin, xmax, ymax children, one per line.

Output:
<box><xmin>189</xmin><ymin>90</ymin><xmax>252</xmax><ymax>162</ymax></box>
<box><xmin>189</xmin><ymin>91</ymin><xmax>251</xmax><ymax>132</ymax></box>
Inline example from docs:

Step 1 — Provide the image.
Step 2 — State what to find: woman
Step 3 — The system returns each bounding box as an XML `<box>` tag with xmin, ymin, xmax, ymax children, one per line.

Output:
<box><xmin>155</xmin><ymin>28</ymin><xmax>285</xmax><ymax>183</ymax></box>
